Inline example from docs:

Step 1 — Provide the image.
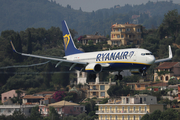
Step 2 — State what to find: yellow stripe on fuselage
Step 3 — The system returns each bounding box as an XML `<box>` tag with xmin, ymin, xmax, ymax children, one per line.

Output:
<box><xmin>96</xmin><ymin>61</ymin><xmax>151</xmax><ymax>66</ymax></box>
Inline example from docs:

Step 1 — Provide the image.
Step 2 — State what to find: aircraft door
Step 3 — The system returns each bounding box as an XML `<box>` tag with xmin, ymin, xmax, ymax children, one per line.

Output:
<box><xmin>133</xmin><ymin>53</ymin><xmax>136</xmax><ymax>61</ymax></box>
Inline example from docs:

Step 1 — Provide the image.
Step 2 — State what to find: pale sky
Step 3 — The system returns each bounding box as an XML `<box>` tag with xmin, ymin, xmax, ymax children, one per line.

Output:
<box><xmin>55</xmin><ymin>0</ymin><xmax>180</xmax><ymax>12</ymax></box>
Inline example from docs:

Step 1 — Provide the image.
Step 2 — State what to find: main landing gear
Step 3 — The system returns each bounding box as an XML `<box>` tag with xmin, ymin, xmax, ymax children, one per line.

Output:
<box><xmin>115</xmin><ymin>71</ymin><xmax>123</xmax><ymax>80</ymax></box>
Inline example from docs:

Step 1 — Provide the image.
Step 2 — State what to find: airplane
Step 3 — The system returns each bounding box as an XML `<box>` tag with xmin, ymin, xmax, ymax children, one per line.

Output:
<box><xmin>10</xmin><ymin>20</ymin><xmax>173</xmax><ymax>80</ymax></box>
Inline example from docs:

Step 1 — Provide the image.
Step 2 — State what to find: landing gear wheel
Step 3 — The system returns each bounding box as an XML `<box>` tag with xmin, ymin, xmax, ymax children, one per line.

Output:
<box><xmin>142</xmin><ymin>71</ymin><xmax>146</xmax><ymax>76</ymax></box>
<box><xmin>115</xmin><ymin>74</ymin><xmax>123</xmax><ymax>80</ymax></box>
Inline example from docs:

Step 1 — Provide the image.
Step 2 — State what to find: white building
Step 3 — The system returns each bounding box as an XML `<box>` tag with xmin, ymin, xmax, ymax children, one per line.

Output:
<box><xmin>0</xmin><ymin>105</ymin><xmax>36</xmax><ymax>116</ymax></box>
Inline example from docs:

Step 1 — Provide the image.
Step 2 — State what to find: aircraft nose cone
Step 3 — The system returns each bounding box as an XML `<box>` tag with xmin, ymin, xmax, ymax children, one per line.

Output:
<box><xmin>149</xmin><ymin>55</ymin><xmax>155</xmax><ymax>64</ymax></box>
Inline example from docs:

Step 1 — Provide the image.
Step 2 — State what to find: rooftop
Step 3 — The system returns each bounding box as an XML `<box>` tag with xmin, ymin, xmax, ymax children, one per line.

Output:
<box><xmin>48</xmin><ymin>100</ymin><xmax>80</xmax><ymax>108</ymax></box>
<box><xmin>155</xmin><ymin>62</ymin><xmax>179</xmax><ymax>69</ymax></box>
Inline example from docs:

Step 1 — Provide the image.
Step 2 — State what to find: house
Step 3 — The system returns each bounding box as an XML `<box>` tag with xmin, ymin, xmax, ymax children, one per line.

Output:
<box><xmin>39</xmin><ymin>100</ymin><xmax>86</xmax><ymax>116</ymax></box>
<box><xmin>0</xmin><ymin>105</ymin><xmax>36</xmax><ymax>116</ymax></box>
<box><xmin>96</xmin><ymin>94</ymin><xmax>163</xmax><ymax>120</ymax></box>
<box><xmin>22</xmin><ymin>91</ymin><xmax>55</xmax><ymax>105</ymax></box>
<box><xmin>108</xmin><ymin>22</ymin><xmax>144</xmax><ymax>46</ymax></box>
<box><xmin>87</xmin><ymin>80</ymin><xmax>116</xmax><ymax>98</ymax></box>
<box><xmin>154</xmin><ymin>62</ymin><xmax>180</xmax><ymax>82</ymax></box>
<box><xmin>127</xmin><ymin>82</ymin><xmax>168</xmax><ymax>91</ymax></box>
<box><xmin>79</xmin><ymin>35</ymin><xmax>108</xmax><ymax>45</ymax></box>
<box><xmin>167</xmin><ymin>85</ymin><xmax>178</xmax><ymax>96</ymax></box>
<box><xmin>1</xmin><ymin>90</ymin><xmax>26</xmax><ymax>104</ymax></box>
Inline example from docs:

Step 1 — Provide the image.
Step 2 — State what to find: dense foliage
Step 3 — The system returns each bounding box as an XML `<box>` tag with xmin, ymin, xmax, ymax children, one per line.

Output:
<box><xmin>141</xmin><ymin>109</ymin><xmax>180</xmax><ymax>120</ymax></box>
<box><xmin>52</xmin><ymin>91</ymin><xmax>66</xmax><ymax>102</ymax></box>
<box><xmin>1</xmin><ymin>0</ymin><xmax>180</xmax><ymax>36</ymax></box>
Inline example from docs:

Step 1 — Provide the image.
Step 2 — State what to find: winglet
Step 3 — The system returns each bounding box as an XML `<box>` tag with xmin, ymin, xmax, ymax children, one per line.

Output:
<box><xmin>10</xmin><ymin>40</ymin><xmax>17</xmax><ymax>53</ymax></box>
<box><xmin>168</xmin><ymin>45</ymin><xmax>173</xmax><ymax>59</ymax></box>
<box><xmin>155</xmin><ymin>45</ymin><xmax>173</xmax><ymax>63</ymax></box>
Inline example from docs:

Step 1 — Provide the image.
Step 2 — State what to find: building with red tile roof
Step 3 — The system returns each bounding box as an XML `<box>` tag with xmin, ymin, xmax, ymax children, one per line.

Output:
<box><xmin>22</xmin><ymin>91</ymin><xmax>56</xmax><ymax>105</ymax></box>
<box><xmin>1</xmin><ymin>90</ymin><xmax>26</xmax><ymax>104</ymax></box>
<box><xmin>39</xmin><ymin>100</ymin><xmax>86</xmax><ymax>116</ymax></box>
<box><xmin>154</xmin><ymin>62</ymin><xmax>180</xmax><ymax>82</ymax></box>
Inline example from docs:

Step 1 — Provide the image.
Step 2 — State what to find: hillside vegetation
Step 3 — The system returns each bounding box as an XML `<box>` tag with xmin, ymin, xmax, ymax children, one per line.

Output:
<box><xmin>0</xmin><ymin>0</ymin><xmax>180</xmax><ymax>36</ymax></box>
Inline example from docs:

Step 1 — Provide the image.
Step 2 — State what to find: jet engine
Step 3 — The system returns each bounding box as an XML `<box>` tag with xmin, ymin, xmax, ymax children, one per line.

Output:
<box><xmin>85</xmin><ymin>63</ymin><xmax>102</xmax><ymax>73</ymax></box>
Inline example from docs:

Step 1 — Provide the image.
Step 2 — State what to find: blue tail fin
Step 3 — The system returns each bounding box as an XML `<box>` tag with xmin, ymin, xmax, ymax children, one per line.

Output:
<box><xmin>62</xmin><ymin>20</ymin><xmax>83</xmax><ymax>56</ymax></box>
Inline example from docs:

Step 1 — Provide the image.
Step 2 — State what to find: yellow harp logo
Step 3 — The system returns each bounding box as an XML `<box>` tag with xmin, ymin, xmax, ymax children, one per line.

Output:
<box><xmin>63</xmin><ymin>34</ymin><xmax>70</xmax><ymax>49</ymax></box>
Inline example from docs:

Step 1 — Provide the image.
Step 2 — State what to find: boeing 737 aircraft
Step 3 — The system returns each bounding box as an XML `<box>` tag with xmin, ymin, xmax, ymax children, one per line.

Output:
<box><xmin>10</xmin><ymin>20</ymin><xmax>173</xmax><ymax>80</ymax></box>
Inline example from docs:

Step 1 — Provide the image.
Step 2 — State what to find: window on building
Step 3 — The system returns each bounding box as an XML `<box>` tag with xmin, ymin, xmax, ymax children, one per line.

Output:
<box><xmin>105</xmin><ymin>115</ymin><xmax>107</xmax><ymax>120</ymax></box>
<box><xmin>105</xmin><ymin>107</ymin><xmax>107</xmax><ymax>112</ymax></box>
<box><xmin>161</xmin><ymin>76</ymin><xmax>164</xmax><ymax>81</ymax></box>
<box><xmin>128</xmin><ymin>106</ymin><xmax>130</xmax><ymax>112</ymax></box>
<box><xmin>100</xmin><ymin>115</ymin><xmax>102</xmax><ymax>120</ymax></box>
<box><xmin>166</xmin><ymin>76</ymin><xmax>169</xmax><ymax>81</ymax></box>
<box><xmin>74</xmin><ymin>107</ymin><xmax>76</xmax><ymax>111</ymax></box>
<box><xmin>134</xmin><ymin>116</ymin><xmax>136</xmax><ymax>120</ymax></box>
<box><xmin>145</xmin><ymin>85</ymin><xmax>148</xmax><ymax>87</ymax></box>
<box><xmin>145</xmin><ymin>106</ymin><xmax>147</xmax><ymax>112</ymax></box>
<box><xmin>122</xmin><ymin>115</ymin><xmax>124</xmax><ymax>120</ymax></box>
<box><xmin>110</xmin><ymin>106</ymin><xmax>112</xmax><ymax>112</ymax></box>
<box><xmin>121</xmin><ymin>35</ymin><xmax>124</xmax><ymax>38</ymax></box>
<box><xmin>100</xmin><ymin>85</ymin><xmax>105</xmax><ymax>90</ymax></box>
<box><xmin>144</xmin><ymin>97</ymin><xmax>146</xmax><ymax>101</ymax></box>
<box><xmin>122</xmin><ymin>106</ymin><xmax>124</xmax><ymax>112</ymax></box>
<box><xmin>117</xmin><ymin>35</ymin><xmax>120</xmax><ymax>38</ymax></box>
<box><xmin>137</xmin><ymin>85</ymin><xmax>140</xmax><ymax>88</ymax></box>
<box><xmin>110</xmin><ymin>115</ymin><xmax>112</xmax><ymax>120</ymax></box>
<box><xmin>123</xmin><ymin>98</ymin><xmax>125</xmax><ymax>104</ymax></box>
<box><xmin>126</xmin><ymin>98</ymin><xmax>129</xmax><ymax>104</ymax></box>
<box><xmin>133</xmin><ymin>106</ymin><xmax>136</xmax><ymax>112</ymax></box>
<box><xmin>115</xmin><ymin>106</ymin><xmax>118</xmax><ymax>113</ymax></box>
<box><xmin>4</xmin><ymin>97</ymin><xmax>7</xmax><ymax>100</ymax></box>
<box><xmin>118</xmin><ymin>28</ymin><xmax>122</xmax><ymax>32</ymax></box>
<box><xmin>139</xmin><ymin>115</ymin><xmax>141</xmax><ymax>120</ymax></box>
<box><xmin>128</xmin><ymin>115</ymin><xmax>130</xmax><ymax>120</ymax></box>
<box><xmin>139</xmin><ymin>107</ymin><xmax>141</xmax><ymax>112</ymax></box>
<box><xmin>100</xmin><ymin>92</ymin><xmax>105</xmax><ymax>97</ymax></box>
<box><xmin>93</xmin><ymin>92</ymin><xmax>96</xmax><ymax>95</ymax></box>
<box><xmin>100</xmin><ymin>106</ymin><xmax>102</xmax><ymax>111</ymax></box>
<box><xmin>115</xmin><ymin>115</ymin><xmax>118</xmax><ymax>120</ymax></box>
<box><xmin>93</xmin><ymin>86</ymin><xmax>96</xmax><ymax>90</ymax></box>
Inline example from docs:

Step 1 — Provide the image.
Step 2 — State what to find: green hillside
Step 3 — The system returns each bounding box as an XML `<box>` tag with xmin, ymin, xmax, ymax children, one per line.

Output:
<box><xmin>0</xmin><ymin>0</ymin><xmax>180</xmax><ymax>36</ymax></box>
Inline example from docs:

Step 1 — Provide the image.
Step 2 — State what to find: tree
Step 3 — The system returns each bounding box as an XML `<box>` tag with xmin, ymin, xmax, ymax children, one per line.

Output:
<box><xmin>27</xmin><ymin>30</ymin><xmax>32</xmax><ymax>54</ymax></box>
<box><xmin>27</xmin><ymin>106</ymin><xmax>42</xmax><ymax>120</ymax></box>
<box><xmin>12</xmin><ymin>33</ymin><xmax>23</xmax><ymax>62</ymax></box>
<box><xmin>141</xmin><ymin>114</ymin><xmax>149</xmax><ymax>120</ymax></box>
<box><xmin>48</xmin><ymin>106</ymin><xmax>60</xmax><ymax>120</ymax></box>
<box><xmin>43</xmin><ymin>62</ymin><xmax>52</xmax><ymax>88</ymax></box>
<box><xmin>52</xmin><ymin>91</ymin><xmax>66</xmax><ymax>102</ymax></box>
<box><xmin>107</xmin><ymin>84</ymin><xmax>131</xmax><ymax>97</ymax></box>
<box><xmin>159</xmin><ymin>108</ymin><xmax>178</xmax><ymax>120</ymax></box>
<box><xmin>149</xmin><ymin>110</ymin><xmax>162</xmax><ymax>120</ymax></box>
<box><xmin>12</xmin><ymin>110</ymin><xmax>26</xmax><ymax>120</ymax></box>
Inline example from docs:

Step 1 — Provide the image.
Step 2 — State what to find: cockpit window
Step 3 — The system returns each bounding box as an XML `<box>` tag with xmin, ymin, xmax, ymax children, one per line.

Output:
<box><xmin>141</xmin><ymin>53</ymin><xmax>152</xmax><ymax>56</ymax></box>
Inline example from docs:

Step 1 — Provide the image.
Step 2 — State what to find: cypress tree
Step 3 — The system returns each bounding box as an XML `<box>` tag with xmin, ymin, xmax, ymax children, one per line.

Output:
<box><xmin>27</xmin><ymin>30</ymin><xmax>32</xmax><ymax>54</ymax></box>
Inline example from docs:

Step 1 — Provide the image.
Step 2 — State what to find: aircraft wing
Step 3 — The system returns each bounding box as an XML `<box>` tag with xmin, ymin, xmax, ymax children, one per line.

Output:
<box><xmin>10</xmin><ymin>41</ymin><xmax>87</xmax><ymax>68</ymax></box>
<box><xmin>155</xmin><ymin>45</ymin><xmax>173</xmax><ymax>63</ymax></box>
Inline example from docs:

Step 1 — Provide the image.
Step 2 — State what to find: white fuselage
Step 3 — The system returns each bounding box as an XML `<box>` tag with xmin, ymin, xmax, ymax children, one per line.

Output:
<box><xmin>64</xmin><ymin>48</ymin><xmax>155</xmax><ymax>71</ymax></box>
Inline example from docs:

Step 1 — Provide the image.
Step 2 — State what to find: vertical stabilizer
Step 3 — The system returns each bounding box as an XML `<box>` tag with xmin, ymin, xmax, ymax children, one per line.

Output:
<box><xmin>62</xmin><ymin>20</ymin><xmax>83</xmax><ymax>56</ymax></box>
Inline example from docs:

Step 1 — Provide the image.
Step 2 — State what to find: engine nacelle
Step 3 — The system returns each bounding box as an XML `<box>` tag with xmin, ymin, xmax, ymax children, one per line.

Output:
<box><xmin>85</xmin><ymin>63</ymin><xmax>102</xmax><ymax>73</ymax></box>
